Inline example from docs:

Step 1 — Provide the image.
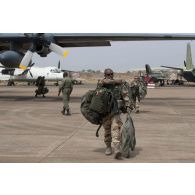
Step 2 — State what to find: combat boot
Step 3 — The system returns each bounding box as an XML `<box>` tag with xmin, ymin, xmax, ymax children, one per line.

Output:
<box><xmin>61</xmin><ymin>107</ymin><xmax>66</xmax><ymax>115</ymax></box>
<box><xmin>66</xmin><ymin>109</ymin><xmax>71</xmax><ymax>116</ymax></box>
<box><xmin>105</xmin><ymin>143</ymin><xmax>112</xmax><ymax>156</ymax></box>
<box><xmin>114</xmin><ymin>143</ymin><xmax>122</xmax><ymax>160</ymax></box>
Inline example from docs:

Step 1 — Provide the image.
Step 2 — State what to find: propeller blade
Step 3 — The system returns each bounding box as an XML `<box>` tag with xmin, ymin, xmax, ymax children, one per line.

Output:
<box><xmin>49</xmin><ymin>43</ymin><xmax>69</xmax><ymax>58</ymax></box>
<box><xmin>19</xmin><ymin>50</ymin><xmax>33</xmax><ymax>70</ymax></box>
<box><xmin>29</xmin><ymin>70</ymin><xmax>33</xmax><ymax>78</ymax></box>
<box><xmin>21</xmin><ymin>69</ymin><xmax>29</xmax><ymax>75</ymax></box>
<box><xmin>28</xmin><ymin>62</ymin><xmax>35</xmax><ymax>68</ymax></box>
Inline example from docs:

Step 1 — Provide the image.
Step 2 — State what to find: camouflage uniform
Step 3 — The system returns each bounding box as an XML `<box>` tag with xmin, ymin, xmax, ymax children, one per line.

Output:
<box><xmin>99</xmin><ymin>78</ymin><xmax>131</xmax><ymax>158</ymax></box>
<box><xmin>35</xmin><ymin>76</ymin><xmax>47</xmax><ymax>97</ymax></box>
<box><xmin>138</xmin><ymin>77</ymin><xmax>147</xmax><ymax>100</ymax></box>
<box><xmin>59</xmin><ymin>75</ymin><xmax>73</xmax><ymax>115</ymax></box>
<box><xmin>130</xmin><ymin>79</ymin><xmax>140</xmax><ymax>113</ymax></box>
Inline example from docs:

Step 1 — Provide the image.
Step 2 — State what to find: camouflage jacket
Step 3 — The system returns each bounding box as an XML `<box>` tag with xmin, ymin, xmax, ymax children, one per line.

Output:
<box><xmin>59</xmin><ymin>77</ymin><xmax>73</xmax><ymax>93</ymax></box>
<box><xmin>130</xmin><ymin>81</ymin><xmax>140</xmax><ymax>95</ymax></box>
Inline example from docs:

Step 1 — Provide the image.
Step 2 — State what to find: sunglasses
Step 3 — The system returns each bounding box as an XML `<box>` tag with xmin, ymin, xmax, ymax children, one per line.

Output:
<box><xmin>106</xmin><ymin>73</ymin><xmax>113</xmax><ymax>76</ymax></box>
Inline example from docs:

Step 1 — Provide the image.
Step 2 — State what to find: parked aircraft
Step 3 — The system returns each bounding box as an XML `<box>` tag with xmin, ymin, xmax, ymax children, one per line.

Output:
<box><xmin>13</xmin><ymin>66</ymin><xmax>63</xmax><ymax>82</ymax></box>
<box><xmin>145</xmin><ymin>64</ymin><xmax>168</xmax><ymax>86</ymax></box>
<box><xmin>161</xmin><ymin>43</ymin><xmax>195</xmax><ymax>83</ymax></box>
<box><xmin>4</xmin><ymin>61</ymin><xmax>83</xmax><ymax>86</ymax></box>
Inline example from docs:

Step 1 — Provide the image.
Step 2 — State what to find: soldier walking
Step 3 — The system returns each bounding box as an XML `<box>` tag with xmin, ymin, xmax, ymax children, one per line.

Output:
<box><xmin>130</xmin><ymin>76</ymin><xmax>141</xmax><ymax>113</ymax></box>
<box><xmin>98</xmin><ymin>68</ymin><xmax>132</xmax><ymax>159</ymax></box>
<box><xmin>58</xmin><ymin>72</ymin><xmax>73</xmax><ymax>115</ymax></box>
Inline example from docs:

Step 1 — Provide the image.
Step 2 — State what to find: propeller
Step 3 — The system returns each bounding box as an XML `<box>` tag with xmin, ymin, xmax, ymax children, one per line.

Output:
<box><xmin>20</xmin><ymin>62</ymin><xmax>35</xmax><ymax>78</ymax></box>
<box><xmin>19</xmin><ymin>33</ymin><xmax>69</xmax><ymax>70</ymax></box>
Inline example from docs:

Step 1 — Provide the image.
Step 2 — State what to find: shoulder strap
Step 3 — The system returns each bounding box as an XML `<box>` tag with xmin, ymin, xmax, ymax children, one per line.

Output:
<box><xmin>96</xmin><ymin>124</ymin><xmax>102</xmax><ymax>137</ymax></box>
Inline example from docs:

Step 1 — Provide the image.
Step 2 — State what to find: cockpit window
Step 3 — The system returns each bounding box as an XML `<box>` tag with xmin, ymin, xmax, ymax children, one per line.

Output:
<box><xmin>50</xmin><ymin>69</ymin><xmax>61</xmax><ymax>73</ymax></box>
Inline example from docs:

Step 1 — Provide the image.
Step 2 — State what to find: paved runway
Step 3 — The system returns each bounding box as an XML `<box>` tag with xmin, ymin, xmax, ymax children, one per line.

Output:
<box><xmin>0</xmin><ymin>84</ymin><xmax>195</xmax><ymax>162</ymax></box>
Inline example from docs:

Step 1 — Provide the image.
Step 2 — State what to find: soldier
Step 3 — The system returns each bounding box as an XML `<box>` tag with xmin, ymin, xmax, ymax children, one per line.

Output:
<box><xmin>138</xmin><ymin>76</ymin><xmax>147</xmax><ymax>100</ymax></box>
<box><xmin>58</xmin><ymin>71</ymin><xmax>73</xmax><ymax>116</ymax></box>
<box><xmin>98</xmin><ymin>68</ymin><xmax>131</xmax><ymax>159</ymax></box>
<box><xmin>35</xmin><ymin>76</ymin><xmax>47</xmax><ymax>98</ymax></box>
<box><xmin>130</xmin><ymin>76</ymin><xmax>141</xmax><ymax>113</ymax></box>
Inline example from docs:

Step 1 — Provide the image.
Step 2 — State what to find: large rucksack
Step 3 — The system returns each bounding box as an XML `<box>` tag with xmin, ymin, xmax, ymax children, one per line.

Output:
<box><xmin>80</xmin><ymin>87</ymin><xmax>113</xmax><ymax>137</ymax></box>
<box><xmin>80</xmin><ymin>90</ymin><xmax>102</xmax><ymax>125</ymax></box>
<box><xmin>89</xmin><ymin>87</ymin><xmax>112</xmax><ymax>114</ymax></box>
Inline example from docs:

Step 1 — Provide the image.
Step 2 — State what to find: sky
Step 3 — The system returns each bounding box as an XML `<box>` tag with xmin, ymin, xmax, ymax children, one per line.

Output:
<box><xmin>32</xmin><ymin>40</ymin><xmax>195</xmax><ymax>72</ymax></box>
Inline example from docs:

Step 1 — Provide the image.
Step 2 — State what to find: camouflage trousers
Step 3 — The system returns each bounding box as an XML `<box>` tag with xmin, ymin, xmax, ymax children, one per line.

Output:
<box><xmin>134</xmin><ymin>101</ymin><xmax>139</xmax><ymax>111</ymax></box>
<box><xmin>62</xmin><ymin>89</ymin><xmax>71</xmax><ymax>109</ymax></box>
<box><xmin>102</xmin><ymin>114</ymin><xmax>123</xmax><ymax>145</ymax></box>
<box><xmin>133</xmin><ymin>97</ymin><xmax>140</xmax><ymax>112</ymax></box>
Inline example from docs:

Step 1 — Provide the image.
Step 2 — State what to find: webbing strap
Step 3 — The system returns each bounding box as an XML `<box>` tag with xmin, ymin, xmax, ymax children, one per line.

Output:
<box><xmin>96</xmin><ymin>124</ymin><xmax>102</xmax><ymax>137</ymax></box>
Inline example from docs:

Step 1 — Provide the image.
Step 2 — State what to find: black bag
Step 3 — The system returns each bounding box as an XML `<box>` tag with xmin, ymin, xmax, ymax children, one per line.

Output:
<box><xmin>35</xmin><ymin>87</ymin><xmax>49</xmax><ymax>95</ymax></box>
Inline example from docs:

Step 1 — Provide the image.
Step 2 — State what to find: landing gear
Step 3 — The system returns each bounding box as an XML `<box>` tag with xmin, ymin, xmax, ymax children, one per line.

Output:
<box><xmin>159</xmin><ymin>80</ymin><xmax>165</xmax><ymax>86</ymax></box>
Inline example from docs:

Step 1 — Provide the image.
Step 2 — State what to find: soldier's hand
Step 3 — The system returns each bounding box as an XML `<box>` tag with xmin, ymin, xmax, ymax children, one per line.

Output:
<box><xmin>126</xmin><ymin>106</ymin><xmax>132</xmax><ymax>114</ymax></box>
<box><xmin>128</xmin><ymin>105</ymin><xmax>134</xmax><ymax>111</ymax></box>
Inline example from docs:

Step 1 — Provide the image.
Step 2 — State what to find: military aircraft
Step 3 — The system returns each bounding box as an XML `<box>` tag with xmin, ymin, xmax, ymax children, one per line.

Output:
<box><xmin>1</xmin><ymin>33</ymin><xmax>195</xmax><ymax>72</ymax></box>
<box><xmin>145</xmin><ymin>64</ymin><xmax>168</xmax><ymax>86</ymax></box>
<box><xmin>161</xmin><ymin>43</ymin><xmax>195</xmax><ymax>83</ymax></box>
<box><xmin>3</xmin><ymin>61</ymin><xmax>83</xmax><ymax>86</ymax></box>
<box><xmin>12</xmin><ymin>66</ymin><xmax>63</xmax><ymax>83</ymax></box>
<box><xmin>0</xmin><ymin>63</ymin><xmax>63</xmax><ymax>85</ymax></box>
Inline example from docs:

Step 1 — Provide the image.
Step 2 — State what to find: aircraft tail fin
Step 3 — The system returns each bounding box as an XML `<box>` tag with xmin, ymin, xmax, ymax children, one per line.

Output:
<box><xmin>186</xmin><ymin>43</ymin><xmax>194</xmax><ymax>70</ymax></box>
<box><xmin>145</xmin><ymin>64</ymin><xmax>152</xmax><ymax>74</ymax></box>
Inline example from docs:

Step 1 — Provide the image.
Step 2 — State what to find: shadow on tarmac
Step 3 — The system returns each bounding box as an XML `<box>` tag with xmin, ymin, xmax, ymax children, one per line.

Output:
<box><xmin>93</xmin><ymin>147</ymin><xmax>142</xmax><ymax>160</ymax></box>
<box><xmin>0</xmin><ymin>96</ymin><xmax>82</xmax><ymax>103</ymax></box>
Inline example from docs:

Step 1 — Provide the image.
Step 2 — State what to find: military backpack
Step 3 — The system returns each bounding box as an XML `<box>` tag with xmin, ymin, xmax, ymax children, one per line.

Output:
<box><xmin>81</xmin><ymin>87</ymin><xmax>113</xmax><ymax>124</ymax></box>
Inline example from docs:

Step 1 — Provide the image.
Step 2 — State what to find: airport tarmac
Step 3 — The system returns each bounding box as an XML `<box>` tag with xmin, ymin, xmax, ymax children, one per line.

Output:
<box><xmin>0</xmin><ymin>84</ymin><xmax>195</xmax><ymax>163</ymax></box>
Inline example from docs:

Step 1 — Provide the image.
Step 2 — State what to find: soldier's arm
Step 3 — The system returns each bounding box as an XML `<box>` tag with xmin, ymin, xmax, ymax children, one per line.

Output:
<box><xmin>70</xmin><ymin>80</ymin><xmax>73</xmax><ymax>94</ymax></box>
<box><xmin>101</xmin><ymin>79</ymin><xmax>124</xmax><ymax>85</ymax></box>
<box><xmin>59</xmin><ymin>79</ymin><xmax>66</xmax><ymax>93</ymax></box>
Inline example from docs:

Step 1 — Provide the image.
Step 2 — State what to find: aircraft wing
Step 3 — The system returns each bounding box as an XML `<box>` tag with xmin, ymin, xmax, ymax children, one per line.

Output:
<box><xmin>1</xmin><ymin>33</ymin><xmax>195</xmax><ymax>50</ymax></box>
<box><xmin>53</xmin><ymin>33</ymin><xmax>195</xmax><ymax>47</ymax></box>
<box><xmin>161</xmin><ymin>65</ymin><xmax>183</xmax><ymax>70</ymax></box>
